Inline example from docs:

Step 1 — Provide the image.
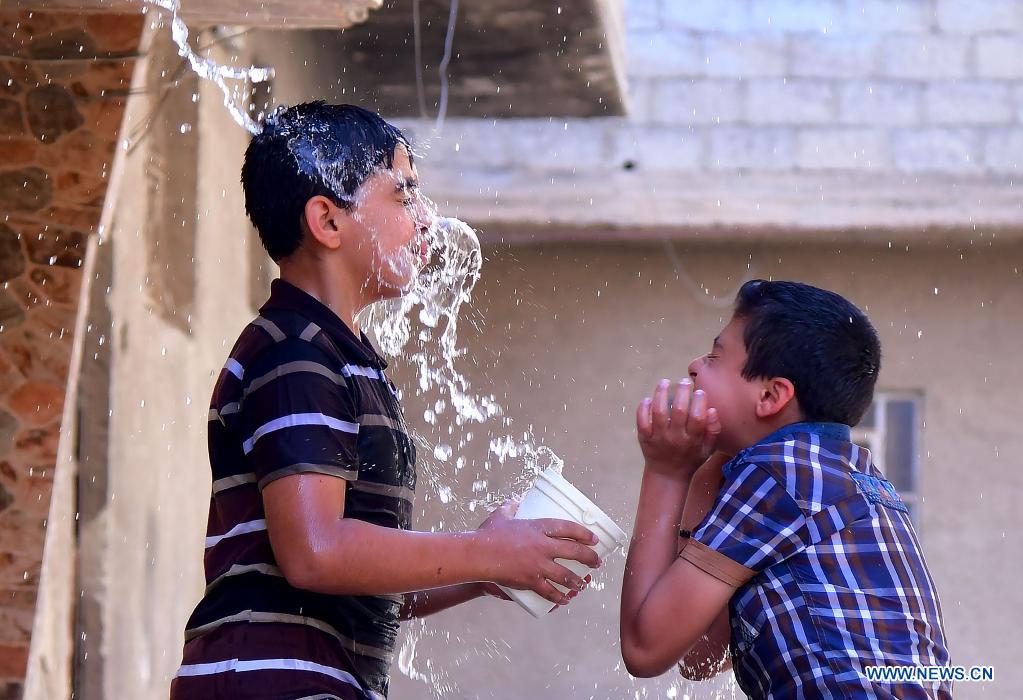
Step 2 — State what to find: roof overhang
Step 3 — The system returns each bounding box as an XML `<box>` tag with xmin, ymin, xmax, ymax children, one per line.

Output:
<box><xmin>6</xmin><ymin>0</ymin><xmax>385</xmax><ymax>29</ymax></box>
<box><xmin>251</xmin><ymin>0</ymin><xmax>626</xmax><ymax>118</ymax></box>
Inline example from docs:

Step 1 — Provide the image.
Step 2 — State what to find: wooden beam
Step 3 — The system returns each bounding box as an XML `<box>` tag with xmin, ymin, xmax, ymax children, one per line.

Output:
<box><xmin>6</xmin><ymin>0</ymin><xmax>383</xmax><ymax>29</ymax></box>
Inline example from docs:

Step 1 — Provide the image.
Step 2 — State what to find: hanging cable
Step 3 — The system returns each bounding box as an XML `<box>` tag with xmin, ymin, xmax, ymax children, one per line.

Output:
<box><xmin>412</xmin><ymin>0</ymin><xmax>429</xmax><ymax>119</ymax></box>
<box><xmin>434</xmin><ymin>0</ymin><xmax>459</xmax><ymax>132</ymax></box>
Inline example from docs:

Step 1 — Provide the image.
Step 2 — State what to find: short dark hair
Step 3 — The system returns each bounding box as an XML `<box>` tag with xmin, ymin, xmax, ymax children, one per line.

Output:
<box><xmin>241</xmin><ymin>102</ymin><xmax>412</xmax><ymax>261</ymax></box>
<box><xmin>733</xmin><ymin>280</ymin><xmax>881</xmax><ymax>426</ymax></box>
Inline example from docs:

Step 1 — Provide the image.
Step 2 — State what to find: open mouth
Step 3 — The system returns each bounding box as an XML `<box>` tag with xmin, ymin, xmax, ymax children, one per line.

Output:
<box><xmin>409</xmin><ymin>235</ymin><xmax>430</xmax><ymax>266</ymax></box>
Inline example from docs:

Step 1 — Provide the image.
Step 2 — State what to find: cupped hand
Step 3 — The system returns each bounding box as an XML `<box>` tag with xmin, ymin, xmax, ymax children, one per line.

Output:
<box><xmin>636</xmin><ymin>378</ymin><xmax>721</xmax><ymax>480</ymax></box>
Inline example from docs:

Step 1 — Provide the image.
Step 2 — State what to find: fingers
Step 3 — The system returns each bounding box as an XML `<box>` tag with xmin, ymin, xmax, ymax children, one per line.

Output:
<box><xmin>537</xmin><ymin>518</ymin><xmax>598</xmax><ymax>545</ymax></box>
<box><xmin>686</xmin><ymin>388</ymin><xmax>708</xmax><ymax>435</ymax></box>
<box><xmin>703</xmin><ymin>407</ymin><xmax>721</xmax><ymax>453</ymax></box>
<box><xmin>533</xmin><ymin>578</ymin><xmax>570</xmax><ymax>606</ymax></box>
<box><xmin>651</xmin><ymin>379</ymin><xmax>671</xmax><ymax>431</ymax></box>
<box><xmin>544</xmin><ymin>562</ymin><xmax>588</xmax><ymax>592</ymax></box>
<box><xmin>636</xmin><ymin>397</ymin><xmax>653</xmax><ymax>437</ymax></box>
<box><xmin>552</xmin><ymin>540</ymin><xmax>601</xmax><ymax>569</ymax></box>
<box><xmin>670</xmin><ymin>378</ymin><xmax>691</xmax><ymax>426</ymax></box>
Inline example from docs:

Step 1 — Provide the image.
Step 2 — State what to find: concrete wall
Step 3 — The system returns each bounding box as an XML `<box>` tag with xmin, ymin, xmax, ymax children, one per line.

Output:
<box><xmin>385</xmin><ymin>237</ymin><xmax>1023</xmax><ymax>699</ymax></box>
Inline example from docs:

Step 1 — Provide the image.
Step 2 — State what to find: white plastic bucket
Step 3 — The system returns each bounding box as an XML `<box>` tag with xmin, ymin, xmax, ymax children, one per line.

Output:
<box><xmin>497</xmin><ymin>467</ymin><xmax>629</xmax><ymax>618</ymax></box>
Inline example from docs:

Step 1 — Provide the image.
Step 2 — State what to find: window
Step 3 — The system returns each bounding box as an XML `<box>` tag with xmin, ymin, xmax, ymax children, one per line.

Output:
<box><xmin>851</xmin><ymin>393</ymin><xmax>922</xmax><ymax>525</ymax></box>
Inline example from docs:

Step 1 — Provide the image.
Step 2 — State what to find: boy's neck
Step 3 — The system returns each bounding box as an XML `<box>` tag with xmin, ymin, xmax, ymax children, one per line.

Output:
<box><xmin>278</xmin><ymin>254</ymin><xmax>370</xmax><ymax>335</ymax></box>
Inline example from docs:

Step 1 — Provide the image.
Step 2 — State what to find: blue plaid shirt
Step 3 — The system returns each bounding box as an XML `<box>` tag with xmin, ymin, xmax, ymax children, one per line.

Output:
<box><xmin>681</xmin><ymin>423</ymin><xmax>951</xmax><ymax>699</ymax></box>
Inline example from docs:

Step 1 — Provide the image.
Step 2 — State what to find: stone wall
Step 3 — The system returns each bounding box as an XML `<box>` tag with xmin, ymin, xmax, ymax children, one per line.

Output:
<box><xmin>0</xmin><ymin>10</ymin><xmax>143</xmax><ymax>699</ymax></box>
<box><xmin>399</xmin><ymin>0</ymin><xmax>1023</xmax><ymax>232</ymax></box>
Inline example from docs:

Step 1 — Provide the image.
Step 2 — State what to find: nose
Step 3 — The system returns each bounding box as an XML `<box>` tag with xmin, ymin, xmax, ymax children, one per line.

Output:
<box><xmin>413</xmin><ymin>197</ymin><xmax>435</xmax><ymax>233</ymax></box>
<box><xmin>687</xmin><ymin>357</ymin><xmax>701</xmax><ymax>379</ymax></box>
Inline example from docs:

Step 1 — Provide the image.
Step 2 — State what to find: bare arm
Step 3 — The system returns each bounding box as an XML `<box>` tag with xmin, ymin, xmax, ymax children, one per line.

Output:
<box><xmin>678</xmin><ymin>455</ymin><xmax>733</xmax><ymax>680</ymax></box>
<box><xmin>399</xmin><ymin>583</ymin><xmax>485</xmax><ymax>620</ymax></box>
<box><xmin>620</xmin><ymin>380</ymin><xmax>737</xmax><ymax>678</ymax></box>
<box><xmin>262</xmin><ymin>475</ymin><xmax>601</xmax><ymax>604</ymax></box>
<box><xmin>620</xmin><ymin>468</ymin><xmax>736</xmax><ymax>677</ymax></box>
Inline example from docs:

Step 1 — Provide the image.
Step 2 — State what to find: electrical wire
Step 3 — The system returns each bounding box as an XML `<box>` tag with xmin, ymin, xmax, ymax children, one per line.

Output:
<box><xmin>434</xmin><ymin>0</ymin><xmax>459</xmax><ymax>132</ymax></box>
<box><xmin>412</xmin><ymin>0</ymin><xmax>428</xmax><ymax>119</ymax></box>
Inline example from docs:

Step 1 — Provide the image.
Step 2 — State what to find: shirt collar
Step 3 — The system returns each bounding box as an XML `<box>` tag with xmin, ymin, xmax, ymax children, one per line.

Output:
<box><xmin>260</xmin><ymin>279</ymin><xmax>388</xmax><ymax>369</ymax></box>
<box><xmin>755</xmin><ymin>421</ymin><xmax>851</xmax><ymax>446</ymax></box>
<box><xmin>725</xmin><ymin>421</ymin><xmax>852</xmax><ymax>476</ymax></box>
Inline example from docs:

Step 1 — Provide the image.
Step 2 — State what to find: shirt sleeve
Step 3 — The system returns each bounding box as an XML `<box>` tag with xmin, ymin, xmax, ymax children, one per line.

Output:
<box><xmin>681</xmin><ymin>460</ymin><xmax>808</xmax><ymax>587</ymax></box>
<box><xmin>238</xmin><ymin>337</ymin><xmax>361</xmax><ymax>489</ymax></box>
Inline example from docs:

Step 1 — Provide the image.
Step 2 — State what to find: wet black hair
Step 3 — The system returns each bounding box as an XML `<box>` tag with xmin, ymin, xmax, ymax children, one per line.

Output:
<box><xmin>733</xmin><ymin>280</ymin><xmax>881</xmax><ymax>426</ymax></box>
<box><xmin>241</xmin><ymin>102</ymin><xmax>412</xmax><ymax>261</ymax></box>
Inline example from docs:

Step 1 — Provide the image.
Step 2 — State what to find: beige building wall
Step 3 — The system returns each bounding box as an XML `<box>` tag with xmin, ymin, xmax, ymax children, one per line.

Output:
<box><xmin>384</xmin><ymin>238</ymin><xmax>1022</xmax><ymax>699</ymax></box>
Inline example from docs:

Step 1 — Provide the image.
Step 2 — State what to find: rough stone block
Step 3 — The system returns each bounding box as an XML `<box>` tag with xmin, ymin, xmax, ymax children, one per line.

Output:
<box><xmin>85</xmin><ymin>13</ymin><xmax>146</xmax><ymax>52</ymax></box>
<box><xmin>0</xmin><ymin>168</ymin><xmax>52</xmax><ymax>214</ymax></box>
<box><xmin>0</xmin><ymin>140</ymin><xmax>37</xmax><ymax>167</ymax></box>
<box><xmin>23</xmin><ymin>226</ymin><xmax>87</xmax><ymax>268</ymax></box>
<box><xmin>0</xmin><ymin>225</ymin><xmax>25</xmax><ymax>284</ymax></box>
<box><xmin>25</xmin><ymin>85</ymin><xmax>84</xmax><ymax>143</ymax></box>
<box><xmin>0</xmin><ymin>100</ymin><xmax>24</xmax><ymax>137</ymax></box>
<box><xmin>7</xmin><ymin>383</ymin><xmax>64</xmax><ymax>427</ymax></box>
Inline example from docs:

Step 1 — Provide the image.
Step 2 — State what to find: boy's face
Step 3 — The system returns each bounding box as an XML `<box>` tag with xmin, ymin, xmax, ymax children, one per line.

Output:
<box><xmin>345</xmin><ymin>145</ymin><xmax>434</xmax><ymax>299</ymax></box>
<box><xmin>687</xmin><ymin>315</ymin><xmax>762</xmax><ymax>455</ymax></box>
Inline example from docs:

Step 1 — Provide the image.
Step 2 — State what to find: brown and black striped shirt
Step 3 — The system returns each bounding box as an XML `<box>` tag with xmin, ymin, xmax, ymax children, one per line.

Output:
<box><xmin>176</xmin><ymin>280</ymin><xmax>416</xmax><ymax>699</ymax></box>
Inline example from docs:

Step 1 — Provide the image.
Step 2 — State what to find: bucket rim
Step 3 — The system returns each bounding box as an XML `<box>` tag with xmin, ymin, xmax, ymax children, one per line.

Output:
<box><xmin>534</xmin><ymin>467</ymin><xmax>628</xmax><ymax>545</ymax></box>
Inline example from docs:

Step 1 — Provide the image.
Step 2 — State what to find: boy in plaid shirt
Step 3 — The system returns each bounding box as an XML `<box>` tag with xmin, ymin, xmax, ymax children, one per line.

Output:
<box><xmin>620</xmin><ymin>280</ymin><xmax>951</xmax><ymax>699</ymax></box>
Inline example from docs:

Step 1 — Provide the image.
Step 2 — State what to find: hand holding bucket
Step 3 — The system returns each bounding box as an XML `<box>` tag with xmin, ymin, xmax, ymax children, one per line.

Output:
<box><xmin>497</xmin><ymin>467</ymin><xmax>628</xmax><ymax>617</ymax></box>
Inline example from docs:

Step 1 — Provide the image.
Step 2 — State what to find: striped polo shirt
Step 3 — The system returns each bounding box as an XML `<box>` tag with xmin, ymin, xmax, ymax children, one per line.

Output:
<box><xmin>175</xmin><ymin>279</ymin><xmax>416</xmax><ymax>699</ymax></box>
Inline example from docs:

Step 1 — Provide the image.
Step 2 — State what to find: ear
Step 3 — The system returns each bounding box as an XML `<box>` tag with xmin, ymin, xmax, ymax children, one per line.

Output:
<box><xmin>302</xmin><ymin>195</ymin><xmax>345</xmax><ymax>251</ymax></box>
<box><xmin>754</xmin><ymin>377</ymin><xmax>797</xmax><ymax>419</ymax></box>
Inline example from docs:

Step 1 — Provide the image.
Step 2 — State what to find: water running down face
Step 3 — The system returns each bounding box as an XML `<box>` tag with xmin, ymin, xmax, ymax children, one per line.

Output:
<box><xmin>343</xmin><ymin>145</ymin><xmax>435</xmax><ymax>300</ymax></box>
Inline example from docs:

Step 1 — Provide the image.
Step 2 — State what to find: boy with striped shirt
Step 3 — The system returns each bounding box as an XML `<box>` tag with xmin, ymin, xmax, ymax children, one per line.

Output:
<box><xmin>171</xmin><ymin>103</ymin><xmax>600</xmax><ymax>699</ymax></box>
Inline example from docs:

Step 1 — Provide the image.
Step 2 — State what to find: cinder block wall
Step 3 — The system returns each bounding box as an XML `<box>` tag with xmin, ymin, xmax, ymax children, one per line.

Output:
<box><xmin>404</xmin><ymin>0</ymin><xmax>1023</xmax><ymax>229</ymax></box>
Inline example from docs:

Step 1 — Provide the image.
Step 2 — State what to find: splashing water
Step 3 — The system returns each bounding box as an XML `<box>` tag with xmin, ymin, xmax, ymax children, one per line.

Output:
<box><xmin>360</xmin><ymin>212</ymin><xmax>567</xmax><ymax>517</ymax></box>
<box><xmin>146</xmin><ymin>0</ymin><xmax>272</xmax><ymax>133</ymax></box>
